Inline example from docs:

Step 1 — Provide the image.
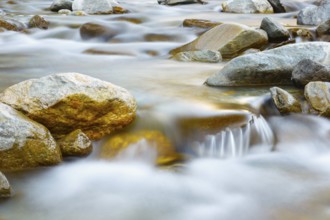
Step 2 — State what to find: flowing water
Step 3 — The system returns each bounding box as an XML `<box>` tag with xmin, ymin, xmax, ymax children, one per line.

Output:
<box><xmin>0</xmin><ymin>0</ymin><xmax>329</xmax><ymax>219</ymax></box>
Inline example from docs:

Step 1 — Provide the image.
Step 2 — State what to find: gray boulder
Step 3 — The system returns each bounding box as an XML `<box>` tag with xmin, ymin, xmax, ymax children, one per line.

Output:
<box><xmin>72</xmin><ymin>0</ymin><xmax>112</xmax><ymax>14</ymax></box>
<box><xmin>267</xmin><ymin>0</ymin><xmax>285</xmax><ymax>13</ymax></box>
<box><xmin>0</xmin><ymin>172</ymin><xmax>12</xmax><ymax>198</ymax></box>
<box><xmin>50</xmin><ymin>0</ymin><xmax>73</xmax><ymax>12</ymax></box>
<box><xmin>316</xmin><ymin>19</ymin><xmax>330</xmax><ymax>36</ymax></box>
<box><xmin>270</xmin><ymin>87</ymin><xmax>301</xmax><ymax>114</ymax></box>
<box><xmin>260</xmin><ymin>17</ymin><xmax>290</xmax><ymax>42</ymax></box>
<box><xmin>173</xmin><ymin>50</ymin><xmax>222</xmax><ymax>63</ymax></box>
<box><xmin>222</xmin><ymin>0</ymin><xmax>273</xmax><ymax>14</ymax></box>
<box><xmin>0</xmin><ymin>102</ymin><xmax>62</xmax><ymax>170</ymax></box>
<box><xmin>0</xmin><ymin>73</ymin><xmax>137</xmax><ymax>140</ymax></box>
<box><xmin>57</xmin><ymin>129</ymin><xmax>92</xmax><ymax>157</ymax></box>
<box><xmin>206</xmin><ymin>42</ymin><xmax>330</xmax><ymax>86</ymax></box>
<box><xmin>292</xmin><ymin>59</ymin><xmax>330</xmax><ymax>87</ymax></box>
<box><xmin>297</xmin><ymin>0</ymin><xmax>330</xmax><ymax>25</ymax></box>
<box><xmin>305</xmin><ymin>81</ymin><xmax>330</xmax><ymax>115</ymax></box>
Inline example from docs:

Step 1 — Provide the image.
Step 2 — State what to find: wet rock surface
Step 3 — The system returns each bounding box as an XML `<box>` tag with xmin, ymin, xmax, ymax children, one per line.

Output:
<box><xmin>28</xmin><ymin>15</ymin><xmax>49</xmax><ymax>30</ymax></box>
<box><xmin>222</xmin><ymin>0</ymin><xmax>273</xmax><ymax>14</ymax></box>
<box><xmin>260</xmin><ymin>17</ymin><xmax>289</xmax><ymax>42</ymax></box>
<box><xmin>270</xmin><ymin>87</ymin><xmax>301</xmax><ymax>114</ymax></box>
<box><xmin>206</xmin><ymin>42</ymin><xmax>330</xmax><ymax>86</ymax></box>
<box><xmin>57</xmin><ymin>129</ymin><xmax>92</xmax><ymax>157</ymax></box>
<box><xmin>0</xmin><ymin>103</ymin><xmax>61</xmax><ymax>170</ymax></box>
<box><xmin>171</xmin><ymin>23</ymin><xmax>268</xmax><ymax>59</ymax></box>
<box><xmin>0</xmin><ymin>73</ymin><xmax>137</xmax><ymax>140</ymax></box>
<box><xmin>80</xmin><ymin>22</ymin><xmax>120</xmax><ymax>41</ymax></box>
<box><xmin>292</xmin><ymin>59</ymin><xmax>330</xmax><ymax>87</ymax></box>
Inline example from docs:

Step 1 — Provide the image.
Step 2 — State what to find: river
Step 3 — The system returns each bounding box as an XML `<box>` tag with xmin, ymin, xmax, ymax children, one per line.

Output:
<box><xmin>1</xmin><ymin>0</ymin><xmax>330</xmax><ymax>219</ymax></box>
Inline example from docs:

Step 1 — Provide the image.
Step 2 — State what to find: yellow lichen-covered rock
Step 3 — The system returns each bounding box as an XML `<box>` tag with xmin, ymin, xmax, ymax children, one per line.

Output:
<box><xmin>0</xmin><ymin>172</ymin><xmax>13</xmax><ymax>198</ymax></box>
<box><xmin>170</xmin><ymin>23</ymin><xmax>268</xmax><ymax>59</ymax></box>
<box><xmin>57</xmin><ymin>129</ymin><xmax>92</xmax><ymax>157</ymax></box>
<box><xmin>0</xmin><ymin>103</ymin><xmax>62</xmax><ymax>171</ymax></box>
<box><xmin>0</xmin><ymin>73</ymin><xmax>137</xmax><ymax>140</ymax></box>
<box><xmin>100</xmin><ymin>130</ymin><xmax>182</xmax><ymax>166</ymax></box>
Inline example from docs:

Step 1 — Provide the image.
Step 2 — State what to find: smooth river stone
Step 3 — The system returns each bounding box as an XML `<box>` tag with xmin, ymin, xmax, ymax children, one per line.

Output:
<box><xmin>206</xmin><ymin>42</ymin><xmax>330</xmax><ymax>86</ymax></box>
<box><xmin>0</xmin><ymin>103</ymin><xmax>61</xmax><ymax>170</ymax></box>
<box><xmin>270</xmin><ymin>87</ymin><xmax>301</xmax><ymax>114</ymax></box>
<box><xmin>50</xmin><ymin>0</ymin><xmax>73</xmax><ymax>12</ymax></box>
<box><xmin>305</xmin><ymin>81</ymin><xmax>330</xmax><ymax>115</ymax></box>
<box><xmin>297</xmin><ymin>0</ymin><xmax>330</xmax><ymax>25</ymax></box>
<box><xmin>260</xmin><ymin>17</ymin><xmax>289</xmax><ymax>42</ymax></box>
<box><xmin>170</xmin><ymin>23</ymin><xmax>268</xmax><ymax>59</ymax></box>
<box><xmin>222</xmin><ymin>0</ymin><xmax>273</xmax><ymax>14</ymax></box>
<box><xmin>173</xmin><ymin>50</ymin><xmax>222</xmax><ymax>63</ymax></box>
<box><xmin>57</xmin><ymin>129</ymin><xmax>92</xmax><ymax>157</ymax></box>
<box><xmin>72</xmin><ymin>0</ymin><xmax>112</xmax><ymax>14</ymax></box>
<box><xmin>0</xmin><ymin>172</ymin><xmax>13</xmax><ymax>198</ymax></box>
<box><xmin>0</xmin><ymin>72</ymin><xmax>137</xmax><ymax>140</ymax></box>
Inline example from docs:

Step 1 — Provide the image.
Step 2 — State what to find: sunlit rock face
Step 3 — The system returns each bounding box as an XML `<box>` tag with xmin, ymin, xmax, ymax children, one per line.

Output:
<box><xmin>170</xmin><ymin>23</ymin><xmax>268</xmax><ymax>59</ymax></box>
<box><xmin>0</xmin><ymin>103</ymin><xmax>61</xmax><ymax>170</ymax></box>
<box><xmin>0</xmin><ymin>73</ymin><xmax>137</xmax><ymax>140</ymax></box>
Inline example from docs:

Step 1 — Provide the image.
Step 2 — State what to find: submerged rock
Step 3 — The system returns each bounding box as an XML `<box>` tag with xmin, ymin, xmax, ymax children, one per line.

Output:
<box><xmin>57</xmin><ymin>129</ymin><xmax>92</xmax><ymax>157</ymax></box>
<box><xmin>72</xmin><ymin>0</ymin><xmax>112</xmax><ymax>14</ymax></box>
<box><xmin>206</xmin><ymin>42</ymin><xmax>330</xmax><ymax>86</ymax></box>
<box><xmin>305</xmin><ymin>81</ymin><xmax>330</xmax><ymax>115</ymax></box>
<box><xmin>267</xmin><ymin>0</ymin><xmax>285</xmax><ymax>13</ymax></box>
<box><xmin>292</xmin><ymin>59</ymin><xmax>330</xmax><ymax>87</ymax></box>
<box><xmin>28</xmin><ymin>15</ymin><xmax>49</xmax><ymax>30</ymax></box>
<box><xmin>0</xmin><ymin>172</ymin><xmax>12</xmax><ymax>198</ymax></box>
<box><xmin>297</xmin><ymin>0</ymin><xmax>330</xmax><ymax>25</ymax></box>
<box><xmin>80</xmin><ymin>22</ymin><xmax>119</xmax><ymax>41</ymax></box>
<box><xmin>0</xmin><ymin>73</ymin><xmax>137</xmax><ymax>140</ymax></box>
<box><xmin>173</xmin><ymin>50</ymin><xmax>222</xmax><ymax>63</ymax></box>
<box><xmin>100</xmin><ymin>130</ymin><xmax>183</xmax><ymax>165</ymax></box>
<box><xmin>0</xmin><ymin>103</ymin><xmax>61</xmax><ymax>170</ymax></box>
<box><xmin>222</xmin><ymin>0</ymin><xmax>273</xmax><ymax>14</ymax></box>
<box><xmin>260</xmin><ymin>17</ymin><xmax>289</xmax><ymax>42</ymax></box>
<box><xmin>0</xmin><ymin>18</ymin><xmax>25</xmax><ymax>31</ymax></box>
<box><xmin>58</xmin><ymin>9</ymin><xmax>72</xmax><ymax>15</ymax></box>
<box><xmin>270</xmin><ymin>87</ymin><xmax>301</xmax><ymax>114</ymax></box>
<box><xmin>50</xmin><ymin>0</ymin><xmax>73</xmax><ymax>12</ymax></box>
<box><xmin>170</xmin><ymin>23</ymin><xmax>268</xmax><ymax>59</ymax></box>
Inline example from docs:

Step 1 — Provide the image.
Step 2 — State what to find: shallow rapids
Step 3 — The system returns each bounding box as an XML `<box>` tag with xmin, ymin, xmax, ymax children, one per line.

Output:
<box><xmin>0</xmin><ymin>0</ymin><xmax>328</xmax><ymax>219</ymax></box>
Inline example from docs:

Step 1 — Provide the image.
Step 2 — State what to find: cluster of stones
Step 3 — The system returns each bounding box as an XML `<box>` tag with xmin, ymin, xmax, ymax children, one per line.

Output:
<box><xmin>0</xmin><ymin>72</ymin><xmax>137</xmax><ymax>197</ymax></box>
<box><xmin>0</xmin><ymin>15</ymin><xmax>49</xmax><ymax>33</ymax></box>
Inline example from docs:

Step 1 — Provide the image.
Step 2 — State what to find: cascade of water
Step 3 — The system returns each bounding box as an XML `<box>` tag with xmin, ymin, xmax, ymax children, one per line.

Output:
<box><xmin>193</xmin><ymin>115</ymin><xmax>274</xmax><ymax>158</ymax></box>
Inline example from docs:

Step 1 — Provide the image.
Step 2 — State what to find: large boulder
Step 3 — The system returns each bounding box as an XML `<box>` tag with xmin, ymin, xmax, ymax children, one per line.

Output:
<box><xmin>260</xmin><ymin>17</ymin><xmax>289</xmax><ymax>42</ymax></box>
<box><xmin>0</xmin><ymin>103</ymin><xmax>61</xmax><ymax>170</ymax></box>
<box><xmin>270</xmin><ymin>87</ymin><xmax>301</xmax><ymax>114</ymax></box>
<box><xmin>297</xmin><ymin>0</ymin><xmax>330</xmax><ymax>25</ymax></box>
<box><xmin>0</xmin><ymin>73</ymin><xmax>137</xmax><ymax>140</ymax></box>
<box><xmin>0</xmin><ymin>172</ymin><xmax>13</xmax><ymax>198</ymax></box>
<box><xmin>100</xmin><ymin>130</ymin><xmax>183</xmax><ymax>165</ymax></box>
<box><xmin>72</xmin><ymin>0</ymin><xmax>112</xmax><ymax>14</ymax></box>
<box><xmin>292</xmin><ymin>59</ymin><xmax>330</xmax><ymax>87</ymax></box>
<box><xmin>50</xmin><ymin>0</ymin><xmax>73</xmax><ymax>12</ymax></box>
<box><xmin>304</xmin><ymin>81</ymin><xmax>330</xmax><ymax>115</ymax></box>
<box><xmin>206</xmin><ymin>42</ymin><xmax>330</xmax><ymax>86</ymax></box>
<box><xmin>170</xmin><ymin>23</ymin><xmax>268</xmax><ymax>59</ymax></box>
<box><xmin>222</xmin><ymin>0</ymin><xmax>273</xmax><ymax>14</ymax></box>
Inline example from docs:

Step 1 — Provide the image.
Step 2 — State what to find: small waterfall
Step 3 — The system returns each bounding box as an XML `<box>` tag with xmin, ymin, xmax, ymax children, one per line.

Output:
<box><xmin>192</xmin><ymin>115</ymin><xmax>274</xmax><ymax>158</ymax></box>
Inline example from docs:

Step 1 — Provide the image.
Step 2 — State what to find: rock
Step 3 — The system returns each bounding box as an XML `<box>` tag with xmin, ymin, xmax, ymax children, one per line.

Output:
<box><xmin>28</xmin><ymin>15</ymin><xmax>49</xmax><ymax>30</ymax></box>
<box><xmin>170</xmin><ymin>23</ymin><xmax>268</xmax><ymax>59</ymax></box>
<box><xmin>112</xmin><ymin>6</ymin><xmax>129</xmax><ymax>14</ymax></box>
<box><xmin>72</xmin><ymin>10</ymin><xmax>88</xmax><ymax>16</ymax></box>
<box><xmin>144</xmin><ymin>33</ymin><xmax>177</xmax><ymax>42</ymax></box>
<box><xmin>222</xmin><ymin>0</ymin><xmax>273</xmax><ymax>14</ymax></box>
<box><xmin>304</xmin><ymin>81</ymin><xmax>330</xmax><ymax>115</ymax></box>
<box><xmin>267</xmin><ymin>0</ymin><xmax>285</xmax><ymax>13</ymax></box>
<box><xmin>0</xmin><ymin>103</ymin><xmax>61</xmax><ymax>170</ymax></box>
<box><xmin>206</xmin><ymin>42</ymin><xmax>330</xmax><ymax>86</ymax></box>
<box><xmin>0</xmin><ymin>172</ymin><xmax>12</xmax><ymax>198</ymax></box>
<box><xmin>173</xmin><ymin>50</ymin><xmax>222</xmax><ymax>63</ymax></box>
<box><xmin>289</xmin><ymin>28</ymin><xmax>314</xmax><ymax>42</ymax></box>
<box><xmin>292</xmin><ymin>59</ymin><xmax>330</xmax><ymax>87</ymax></box>
<box><xmin>241</xmin><ymin>48</ymin><xmax>260</xmax><ymax>55</ymax></box>
<box><xmin>158</xmin><ymin>0</ymin><xmax>203</xmax><ymax>5</ymax></box>
<box><xmin>0</xmin><ymin>73</ymin><xmax>137</xmax><ymax>140</ymax></box>
<box><xmin>260</xmin><ymin>17</ymin><xmax>289</xmax><ymax>42</ymax></box>
<box><xmin>0</xmin><ymin>18</ymin><xmax>25</xmax><ymax>31</ymax></box>
<box><xmin>80</xmin><ymin>22</ymin><xmax>119</xmax><ymax>41</ymax></box>
<box><xmin>270</xmin><ymin>87</ymin><xmax>301</xmax><ymax>114</ymax></box>
<box><xmin>182</xmin><ymin>19</ymin><xmax>222</xmax><ymax>29</ymax></box>
<box><xmin>297</xmin><ymin>0</ymin><xmax>330</xmax><ymax>25</ymax></box>
<box><xmin>72</xmin><ymin>0</ymin><xmax>112</xmax><ymax>14</ymax></box>
<box><xmin>100</xmin><ymin>130</ymin><xmax>182</xmax><ymax>165</ymax></box>
<box><xmin>50</xmin><ymin>0</ymin><xmax>73</xmax><ymax>12</ymax></box>
<box><xmin>58</xmin><ymin>9</ymin><xmax>72</xmax><ymax>15</ymax></box>
<box><xmin>316</xmin><ymin>19</ymin><xmax>330</xmax><ymax>36</ymax></box>
<box><xmin>57</xmin><ymin>129</ymin><xmax>92</xmax><ymax>157</ymax></box>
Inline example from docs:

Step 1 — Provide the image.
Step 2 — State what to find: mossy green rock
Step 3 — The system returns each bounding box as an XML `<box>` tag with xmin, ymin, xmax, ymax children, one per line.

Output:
<box><xmin>170</xmin><ymin>23</ymin><xmax>268</xmax><ymax>59</ymax></box>
<box><xmin>0</xmin><ymin>103</ymin><xmax>61</xmax><ymax>170</ymax></box>
<box><xmin>0</xmin><ymin>73</ymin><xmax>137</xmax><ymax>140</ymax></box>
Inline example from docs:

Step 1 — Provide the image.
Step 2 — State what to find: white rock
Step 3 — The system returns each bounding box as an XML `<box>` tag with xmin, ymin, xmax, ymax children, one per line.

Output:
<box><xmin>222</xmin><ymin>0</ymin><xmax>273</xmax><ymax>14</ymax></box>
